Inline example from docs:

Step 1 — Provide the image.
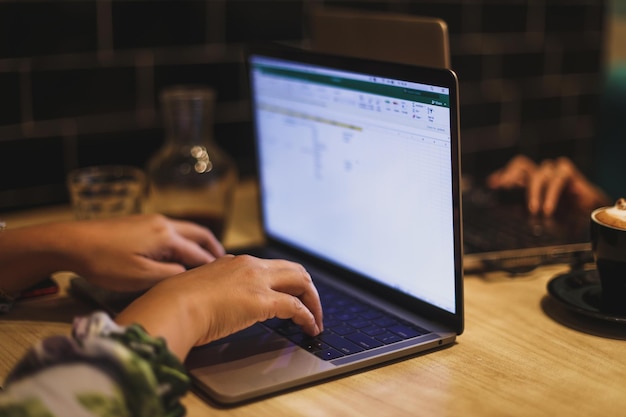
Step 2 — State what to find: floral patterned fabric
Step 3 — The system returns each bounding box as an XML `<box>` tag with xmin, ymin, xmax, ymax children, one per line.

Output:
<box><xmin>0</xmin><ymin>312</ymin><xmax>190</xmax><ymax>417</ymax></box>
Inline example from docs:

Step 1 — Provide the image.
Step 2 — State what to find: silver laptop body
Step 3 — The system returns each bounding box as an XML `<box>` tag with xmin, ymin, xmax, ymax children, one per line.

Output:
<box><xmin>185</xmin><ymin>44</ymin><xmax>464</xmax><ymax>405</ymax></box>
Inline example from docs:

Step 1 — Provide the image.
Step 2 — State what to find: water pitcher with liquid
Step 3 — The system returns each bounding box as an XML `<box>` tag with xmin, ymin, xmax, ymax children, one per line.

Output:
<box><xmin>147</xmin><ymin>85</ymin><xmax>237</xmax><ymax>240</ymax></box>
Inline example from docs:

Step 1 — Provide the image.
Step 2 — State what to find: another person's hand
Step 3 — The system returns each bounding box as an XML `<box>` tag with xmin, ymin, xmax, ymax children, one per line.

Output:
<box><xmin>115</xmin><ymin>254</ymin><xmax>324</xmax><ymax>360</ymax></box>
<box><xmin>0</xmin><ymin>214</ymin><xmax>224</xmax><ymax>294</ymax></box>
<box><xmin>64</xmin><ymin>214</ymin><xmax>225</xmax><ymax>291</ymax></box>
<box><xmin>487</xmin><ymin>155</ymin><xmax>610</xmax><ymax>216</ymax></box>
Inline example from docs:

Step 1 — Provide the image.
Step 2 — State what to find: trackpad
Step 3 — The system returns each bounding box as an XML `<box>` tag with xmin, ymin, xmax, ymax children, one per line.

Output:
<box><xmin>185</xmin><ymin>323</ymin><xmax>292</xmax><ymax>368</ymax></box>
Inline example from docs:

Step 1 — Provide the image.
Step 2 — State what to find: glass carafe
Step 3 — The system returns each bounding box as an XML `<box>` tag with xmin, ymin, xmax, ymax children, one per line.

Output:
<box><xmin>147</xmin><ymin>85</ymin><xmax>238</xmax><ymax>241</ymax></box>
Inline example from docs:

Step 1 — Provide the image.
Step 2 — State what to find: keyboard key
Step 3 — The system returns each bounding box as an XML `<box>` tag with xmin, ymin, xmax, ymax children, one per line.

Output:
<box><xmin>315</xmin><ymin>348</ymin><xmax>344</xmax><ymax>360</ymax></box>
<box><xmin>296</xmin><ymin>336</ymin><xmax>330</xmax><ymax>353</ymax></box>
<box><xmin>361</xmin><ymin>325</ymin><xmax>386</xmax><ymax>337</ymax></box>
<box><xmin>373</xmin><ymin>316</ymin><xmax>398</xmax><ymax>327</ymax></box>
<box><xmin>346</xmin><ymin>332</ymin><xmax>384</xmax><ymax>350</ymax></box>
<box><xmin>348</xmin><ymin>319</ymin><xmax>372</xmax><ymax>329</ymax></box>
<box><xmin>376</xmin><ymin>332</ymin><xmax>403</xmax><ymax>344</ymax></box>
<box><xmin>320</xmin><ymin>333</ymin><xmax>365</xmax><ymax>355</ymax></box>
<box><xmin>334</xmin><ymin>312</ymin><xmax>357</xmax><ymax>321</ymax></box>
<box><xmin>330</xmin><ymin>324</ymin><xmax>355</xmax><ymax>336</ymax></box>
<box><xmin>389</xmin><ymin>324</ymin><xmax>425</xmax><ymax>339</ymax></box>
<box><xmin>360</xmin><ymin>310</ymin><xmax>383</xmax><ymax>320</ymax></box>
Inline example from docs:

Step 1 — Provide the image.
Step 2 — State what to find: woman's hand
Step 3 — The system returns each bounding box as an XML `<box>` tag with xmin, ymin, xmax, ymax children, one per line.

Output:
<box><xmin>63</xmin><ymin>214</ymin><xmax>225</xmax><ymax>291</ymax></box>
<box><xmin>115</xmin><ymin>254</ymin><xmax>324</xmax><ymax>360</ymax></box>
<box><xmin>0</xmin><ymin>214</ymin><xmax>224</xmax><ymax>294</ymax></box>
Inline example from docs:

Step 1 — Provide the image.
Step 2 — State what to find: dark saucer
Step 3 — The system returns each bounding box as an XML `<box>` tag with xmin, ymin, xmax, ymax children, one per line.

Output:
<box><xmin>546</xmin><ymin>268</ymin><xmax>626</xmax><ymax>324</ymax></box>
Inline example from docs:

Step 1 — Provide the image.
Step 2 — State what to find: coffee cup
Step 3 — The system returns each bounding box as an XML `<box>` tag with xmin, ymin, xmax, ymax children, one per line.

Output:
<box><xmin>591</xmin><ymin>198</ymin><xmax>626</xmax><ymax>314</ymax></box>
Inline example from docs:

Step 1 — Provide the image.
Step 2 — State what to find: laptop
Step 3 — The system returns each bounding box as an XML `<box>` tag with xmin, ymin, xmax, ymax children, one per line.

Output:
<box><xmin>461</xmin><ymin>186</ymin><xmax>592</xmax><ymax>273</ymax></box>
<box><xmin>307</xmin><ymin>6</ymin><xmax>450</xmax><ymax>69</ymax></box>
<box><xmin>304</xmin><ymin>7</ymin><xmax>591</xmax><ymax>275</ymax></box>
<box><xmin>183</xmin><ymin>44</ymin><xmax>464</xmax><ymax>405</ymax></box>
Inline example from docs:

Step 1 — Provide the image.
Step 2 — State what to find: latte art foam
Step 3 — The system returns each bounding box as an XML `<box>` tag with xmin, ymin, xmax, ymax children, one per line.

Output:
<box><xmin>595</xmin><ymin>198</ymin><xmax>626</xmax><ymax>230</ymax></box>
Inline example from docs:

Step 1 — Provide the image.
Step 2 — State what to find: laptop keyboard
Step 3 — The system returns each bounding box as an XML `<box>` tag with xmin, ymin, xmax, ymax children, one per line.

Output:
<box><xmin>462</xmin><ymin>188</ymin><xmax>590</xmax><ymax>254</ymax></box>
<box><xmin>264</xmin><ymin>281</ymin><xmax>431</xmax><ymax>361</ymax></box>
<box><xmin>463</xmin><ymin>204</ymin><xmax>564</xmax><ymax>252</ymax></box>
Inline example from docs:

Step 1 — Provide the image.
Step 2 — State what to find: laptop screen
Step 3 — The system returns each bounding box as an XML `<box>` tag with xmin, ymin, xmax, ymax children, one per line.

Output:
<box><xmin>249</xmin><ymin>51</ymin><xmax>458</xmax><ymax>314</ymax></box>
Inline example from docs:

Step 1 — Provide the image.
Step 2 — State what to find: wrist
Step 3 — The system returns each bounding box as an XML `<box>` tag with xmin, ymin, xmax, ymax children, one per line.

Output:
<box><xmin>115</xmin><ymin>278</ymin><xmax>204</xmax><ymax>360</ymax></box>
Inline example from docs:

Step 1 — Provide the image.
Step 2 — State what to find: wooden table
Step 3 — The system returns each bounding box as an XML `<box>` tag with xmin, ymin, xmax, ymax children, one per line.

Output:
<box><xmin>2</xmin><ymin>180</ymin><xmax>625</xmax><ymax>417</ymax></box>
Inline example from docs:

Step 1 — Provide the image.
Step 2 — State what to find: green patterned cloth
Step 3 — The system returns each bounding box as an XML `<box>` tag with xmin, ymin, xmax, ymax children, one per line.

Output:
<box><xmin>0</xmin><ymin>312</ymin><xmax>190</xmax><ymax>417</ymax></box>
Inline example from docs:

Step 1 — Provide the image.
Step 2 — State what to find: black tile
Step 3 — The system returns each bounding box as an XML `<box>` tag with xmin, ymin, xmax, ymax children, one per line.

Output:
<box><xmin>502</xmin><ymin>52</ymin><xmax>545</xmax><ymax>78</ymax></box>
<box><xmin>0</xmin><ymin>2</ymin><xmax>97</xmax><ymax>59</ymax></box>
<box><xmin>452</xmin><ymin>54</ymin><xmax>483</xmax><ymax>82</ymax></box>
<box><xmin>0</xmin><ymin>183</ymin><xmax>69</xmax><ymax>211</ymax></box>
<box><xmin>546</xmin><ymin>29</ymin><xmax>604</xmax><ymax>48</ymax></box>
<box><xmin>519</xmin><ymin>119</ymin><xmax>592</xmax><ymax>158</ymax></box>
<box><xmin>0</xmin><ymin>72</ymin><xmax>21</xmax><ymax>125</ymax></box>
<box><xmin>323</xmin><ymin>1</ymin><xmax>394</xmax><ymax>13</ymax></box>
<box><xmin>0</xmin><ymin>137</ymin><xmax>66</xmax><ymax>190</ymax></box>
<box><xmin>153</xmin><ymin>62</ymin><xmax>246</xmax><ymax>104</ymax></box>
<box><xmin>458</xmin><ymin>82</ymin><xmax>487</xmax><ymax>107</ymax></box>
<box><xmin>112</xmin><ymin>1</ymin><xmax>206</xmax><ymax>49</ymax></box>
<box><xmin>225</xmin><ymin>1</ymin><xmax>304</xmax><ymax>42</ymax></box>
<box><xmin>481</xmin><ymin>3</ymin><xmax>527</xmax><ymax>33</ymax></box>
<box><xmin>562</xmin><ymin>48</ymin><xmax>603</xmax><ymax>75</ymax></box>
<box><xmin>75</xmin><ymin>129</ymin><xmax>163</xmax><ymax>169</ymax></box>
<box><xmin>583</xmin><ymin>2</ymin><xmax>608</xmax><ymax>32</ymax></box>
<box><xmin>460</xmin><ymin>101</ymin><xmax>502</xmax><ymax>129</ymax></box>
<box><xmin>31</xmin><ymin>67</ymin><xmax>136</xmax><ymax>120</ymax></box>
<box><xmin>578</xmin><ymin>92</ymin><xmax>601</xmax><ymax>116</ymax></box>
<box><xmin>461</xmin><ymin>146</ymin><xmax>518</xmax><ymax>180</ymax></box>
<box><xmin>543</xmin><ymin>137</ymin><xmax>595</xmax><ymax>175</ymax></box>
<box><xmin>521</xmin><ymin>96</ymin><xmax>563</xmax><ymax>123</ymax></box>
<box><xmin>545</xmin><ymin>4</ymin><xmax>602</xmax><ymax>33</ymax></box>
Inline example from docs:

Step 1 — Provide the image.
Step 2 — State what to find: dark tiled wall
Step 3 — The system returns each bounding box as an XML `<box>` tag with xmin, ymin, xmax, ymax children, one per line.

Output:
<box><xmin>0</xmin><ymin>0</ymin><xmax>607</xmax><ymax>211</ymax></box>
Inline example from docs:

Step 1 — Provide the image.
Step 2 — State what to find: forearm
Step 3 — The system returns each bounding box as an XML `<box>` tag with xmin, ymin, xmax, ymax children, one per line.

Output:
<box><xmin>0</xmin><ymin>222</ymin><xmax>78</xmax><ymax>294</ymax></box>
